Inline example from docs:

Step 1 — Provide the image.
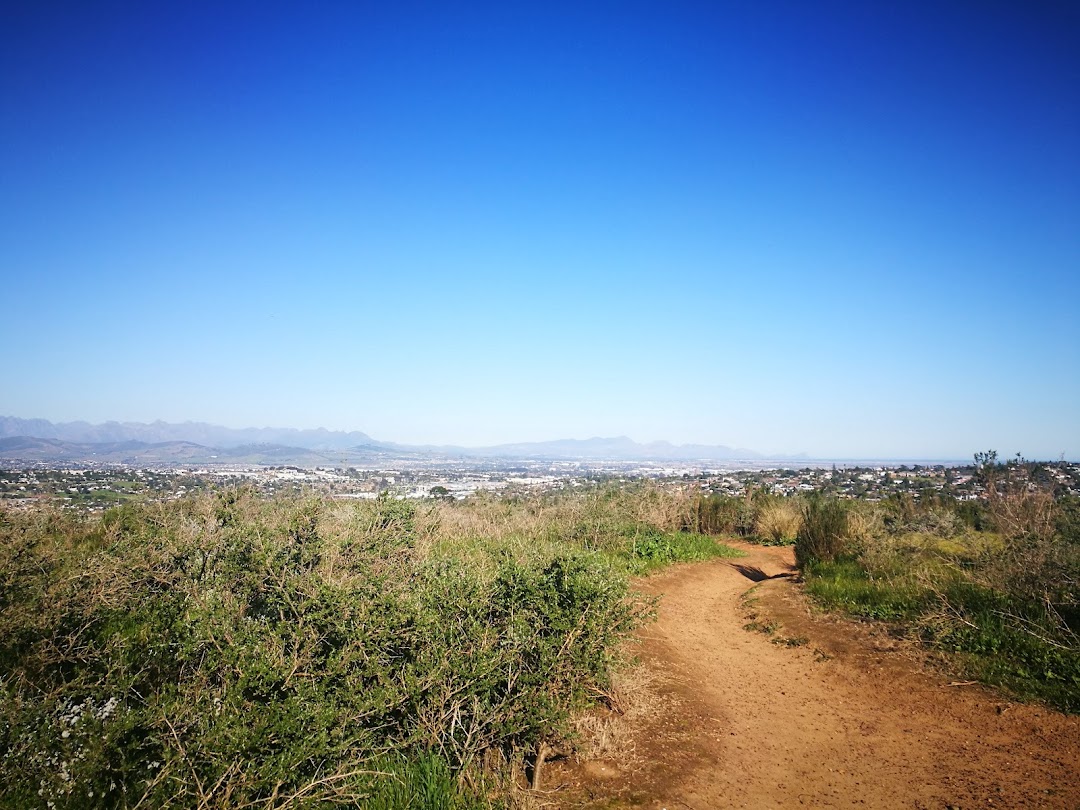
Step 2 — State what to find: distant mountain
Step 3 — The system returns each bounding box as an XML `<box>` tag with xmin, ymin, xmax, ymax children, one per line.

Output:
<box><xmin>0</xmin><ymin>436</ymin><xmax>383</xmax><ymax>466</ymax></box>
<box><xmin>0</xmin><ymin>417</ymin><xmax>765</xmax><ymax>464</ymax></box>
<box><xmin>0</xmin><ymin>437</ymin><xmax>215</xmax><ymax>463</ymax></box>
<box><xmin>0</xmin><ymin>417</ymin><xmax>376</xmax><ymax>451</ymax></box>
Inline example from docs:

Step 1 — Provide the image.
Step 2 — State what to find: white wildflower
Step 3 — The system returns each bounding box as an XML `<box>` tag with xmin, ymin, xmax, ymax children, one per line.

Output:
<box><xmin>96</xmin><ymin>696</ymin><xmax>120</xmax><ymax>720</ymax></box>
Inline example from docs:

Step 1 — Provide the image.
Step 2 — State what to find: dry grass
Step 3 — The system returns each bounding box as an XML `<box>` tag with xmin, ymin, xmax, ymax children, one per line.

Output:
<box><xmin>755</xmin><ymin>499</ymin><xmax>802</xmax><ymax>543</ymax></box>
<box><xmin>423</xmin><ymin>484</ymin><xmax>699</xmax><ymax>553</ymax></box>
<box><xmin>569</xmin><ymin>657</ymin><xmax>669</xmax><ymax>767</ymax></box>
<box><xmin>845</xmin><ymin>503</ymin><xmax>883</xmax><ymax>547</ymax></box>
<box><xmin>630</xmin><ymin>485</ymin><xmax>697</xmax><ymax>533</ymax></box>
<box><xmin>427</xmin><ymin>495</ymin><xmax>546</xmax><ymax>541</ymax></box>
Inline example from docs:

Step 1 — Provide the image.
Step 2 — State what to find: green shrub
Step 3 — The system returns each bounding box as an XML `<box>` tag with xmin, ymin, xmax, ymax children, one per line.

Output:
<box><xmin>0</xmin><ymin>493</ymin><xmax>652</xmax><ymax>808</ymax></box>
<box><xmin>795</xmin><ymin>497</ymin><xmax>849</xmax><ymax>568</ymax></box>
<box><xmin>1058</xmin><ymin>496</ymin><xmax>1080</xmax><ymax>544</ymax></box>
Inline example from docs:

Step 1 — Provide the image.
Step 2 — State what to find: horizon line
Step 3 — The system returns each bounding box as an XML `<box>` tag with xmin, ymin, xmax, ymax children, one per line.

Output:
<box><xmin>0</xmin><ymin>415</ymin><xmax>1072</xmax><ymax>464</ymax></box>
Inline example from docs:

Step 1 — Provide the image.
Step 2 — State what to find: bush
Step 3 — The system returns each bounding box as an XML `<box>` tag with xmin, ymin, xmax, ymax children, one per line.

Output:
<box><xmin>0</xmin><ymin>493</ymin><xmax>653</xmax><ymax>808</ymax></box>
<box><xmin>795</xmin><ymin>497</ymin><xmax>849</xmax><ymax>568</ymax></box>
<box><xmin>692</xmin><ymin>495</ymin><xmax>755</xmax><ymax>536</ymax></box>
<box><xmin>754</xmin><ymin>498</ymin><xmax>802</xmax><ymax>544</ymax></box>
<box><xmin>976</xmin><ymin>451</ymin><xmax>1059</xmax><ymax>543</ymax></box>
<box><xmin>844</xmin><ymin>501</ymin><xmax>883</xmax><ymax>546</ymax></box>
<box><xmin>881</xmin><ymin>493</ymin><xmax>963</xmax><ymax>538</ymax></box>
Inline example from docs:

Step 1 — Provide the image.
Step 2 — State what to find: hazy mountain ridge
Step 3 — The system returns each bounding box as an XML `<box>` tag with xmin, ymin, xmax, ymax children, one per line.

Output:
<box><xmin>0</xmin><ymin>417</ymin><xmax>376</xmax><ymax>451</ymax></box>
<box><xmin>0</xmin><ymin>436</ymin><xmax>358</xmax><ymax>466</ymax></box>
<box><xmin>0</xmin><ymin>417</ymin><xmax>770</xmax><ymax>463</ymax></box>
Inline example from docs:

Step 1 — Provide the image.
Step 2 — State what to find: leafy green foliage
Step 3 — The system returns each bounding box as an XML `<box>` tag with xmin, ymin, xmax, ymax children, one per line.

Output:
<box><xmin>0</xmin><ymin>492</ymin><xmax>656</xmax><ymax>808</ymax></box>
<box><xmin>925</xmin><ymin>581</ymin><xmax>1080</xmax><ymax>711</ymax></box>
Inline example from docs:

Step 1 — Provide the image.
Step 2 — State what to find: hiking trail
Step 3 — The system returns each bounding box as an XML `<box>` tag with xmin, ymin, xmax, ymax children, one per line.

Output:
<box><xmin>549</xmin><ymin>541</ymin><xmax>1080</xmax><ymax>809</ymax></box>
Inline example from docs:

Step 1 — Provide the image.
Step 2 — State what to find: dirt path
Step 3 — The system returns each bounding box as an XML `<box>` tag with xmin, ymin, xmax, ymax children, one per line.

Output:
<box><xmin>549</xmin><ymin>542</ymin><xmax>1080</xmax><ymax>809</ymax></box>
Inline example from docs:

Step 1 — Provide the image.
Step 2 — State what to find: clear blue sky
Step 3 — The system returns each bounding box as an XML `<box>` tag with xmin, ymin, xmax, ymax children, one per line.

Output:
<box><xmin>2</xmin><ymin>1</ymin><xmax>1078</xmax><ymax>459</ymax></box>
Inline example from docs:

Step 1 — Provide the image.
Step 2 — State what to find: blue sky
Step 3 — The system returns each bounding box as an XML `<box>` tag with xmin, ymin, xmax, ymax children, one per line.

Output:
<box><xmin>2</xmin><ymin>1</ymin><xmax>1077</xmax><ymax>459</ymax></box>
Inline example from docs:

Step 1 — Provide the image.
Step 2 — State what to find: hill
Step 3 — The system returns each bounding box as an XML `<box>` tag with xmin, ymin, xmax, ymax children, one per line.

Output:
<box><xmin>0</xmin><ymin>417</ymin><xmax>767</xmax><ymax>464</ymax></box>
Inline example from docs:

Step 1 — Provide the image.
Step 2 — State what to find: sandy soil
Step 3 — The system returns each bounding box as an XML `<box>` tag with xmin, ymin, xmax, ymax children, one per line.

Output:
<box><xmin>547</xmin><ymin>541</ymin><xmax>1080</xmax><ymax>809</ymax></box>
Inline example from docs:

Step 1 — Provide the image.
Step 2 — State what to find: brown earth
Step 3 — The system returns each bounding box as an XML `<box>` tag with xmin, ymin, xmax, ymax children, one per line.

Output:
<box><xmin>545</xmin><ymin>541</ymin><xmax>1080</xmax><ymax>809</ymax></box>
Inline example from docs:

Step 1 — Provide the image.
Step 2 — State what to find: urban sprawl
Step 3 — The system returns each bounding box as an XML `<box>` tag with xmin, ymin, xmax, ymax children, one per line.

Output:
<box><xmin>3</xmin><ymin>458</ymin><xmax>1078</xmax><ymax>512</ymax></box>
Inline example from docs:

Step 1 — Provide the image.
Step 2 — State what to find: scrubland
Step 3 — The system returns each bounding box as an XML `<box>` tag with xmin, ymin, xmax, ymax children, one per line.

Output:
<box><xmin>2</xmin><ymin>455</ymin><xmax>1077</xmax><ymax>808</ymax></box>
<box><xmin>793</xmin><ymin>456</ymin><xmax>1080</xmax><ymax>712</ymax></box>
<box><xmin>0</xmin><ymin>484</ymin><xmax>735</xmax><ymax>809</ymax></box>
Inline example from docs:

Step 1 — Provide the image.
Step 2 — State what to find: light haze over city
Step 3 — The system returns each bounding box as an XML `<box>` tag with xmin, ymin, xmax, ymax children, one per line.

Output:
<box><xmin>2</xmin><ymin>2</ymin><xmax>1077</xmax><ymax>460</ymax></box>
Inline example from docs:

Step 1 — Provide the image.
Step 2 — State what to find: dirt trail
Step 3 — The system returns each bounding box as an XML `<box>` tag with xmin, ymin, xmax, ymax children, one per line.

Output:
<box><xmin>550</xmin><ymin>542</ymin><xmax>1080</xmax><ymax>809</ymax></box>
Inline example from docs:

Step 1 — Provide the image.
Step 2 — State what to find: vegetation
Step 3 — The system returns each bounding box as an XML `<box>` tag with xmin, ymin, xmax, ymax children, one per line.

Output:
<box><xmin>0</xmin><ymin>484</ymin><xmax>740</xmax><ymax>809</ymax></box>
<box><xmin>793</xmin><ymin>496</ymin><xmax>849</xmax><ymax>568</ymax></box>
<box><xmin>753</xmin><ymin>498</ymin><xmax>802</xmax><ymax>545</ymax></box>
<box><xmin>3</xmin><ymin>454</ymin><xmax>1078</xmax><ymax>808</ymax></box>
<box><xmin>689</xmin><ymin>491</ymin><xmax>803</xmax><ymax>547</ymax></box>
<box><xmin>794</xmin><ymin>454</ymin><xmax>1080</xmax><ymax>712</ymax></box>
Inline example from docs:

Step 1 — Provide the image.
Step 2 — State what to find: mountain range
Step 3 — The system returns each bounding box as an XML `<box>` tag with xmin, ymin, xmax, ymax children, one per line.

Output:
<box><xmin>0</xmin><ymin>416</ymin><xmax>774</xmax><ymax>464</ymax></box>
